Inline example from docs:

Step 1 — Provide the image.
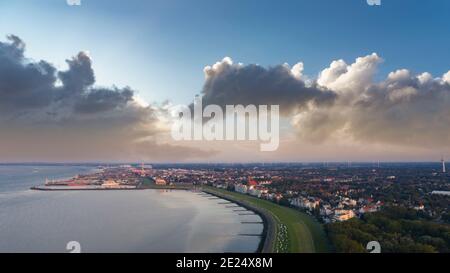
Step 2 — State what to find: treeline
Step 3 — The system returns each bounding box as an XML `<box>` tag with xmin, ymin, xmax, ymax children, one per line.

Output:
<box><xmin>326</xmin><ymin>206</ymin><xmax>450</xmax><ymax>253</ymax></box>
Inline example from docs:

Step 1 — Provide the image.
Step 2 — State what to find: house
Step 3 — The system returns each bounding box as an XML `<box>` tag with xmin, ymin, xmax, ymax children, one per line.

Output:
<box><xmin>333</xmin><ymin>209</ymin><xmax>356</xmax><ymax>221</ymax></box>
<box><xmin>155</xmin><ymin>178</ymin><xmax>167</xmax><ymax>185</ymax></box>
<box><xmin>248</xmin><ymin>178</ymin><xmax>258</xmax><ymax>187</ymax></box>
<box><xmin>234</xmin><ymin>183</ymin><xmax>248</xmax><ymax>194</ymax></box>
<box><xmin>248</xmin><ymin>186</ymin><xmax>268</xmax><ymax>198</ymax></box>
<box><xmin>358</xmin><ymin>205</ymin><xmax>379</xmax><ymax>214</ymax></box>
<box><xmin>320</xmin><ymin>205</ymin><xmax>333</xmax><ymax>216</ymax></box>
<box><xmin>290</xmin><ymin>197</ymin><xmax>320</xmax><ymax>211</ymax></box>
<box><xmin>101</xmin><ymin>180</ymin><xmax>121</xmax><ymax>188</ymax></box>
<box><xmin>341</xmin><ymin>198</ymin><xmax>357</xmax><ymax>207</ymax></box>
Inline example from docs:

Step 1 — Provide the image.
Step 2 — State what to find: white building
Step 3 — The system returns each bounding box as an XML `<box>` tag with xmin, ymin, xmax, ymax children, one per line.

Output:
<box><xmin>333</xmin><ymin>209</ymin><xmax>356</xmax><ymax>222</ymax></box>
<box><xmin>341</xmin><ymin>198</ymin><xmax>357</xmax><ymax>207</ymax></box>
<box><xmin>234</xmin><ymin>183</ymin><xmax>248</xmax><ymax>194</ymax></box>
<box><xmin>320</xmin><ymin>205</ymin><xmax>333</xmax><ymax>216</ymax></box>
<box><xmin>432</xmin><ymin>191</ymin><xmax>450</xmax><ymax>196</ymax></box>
<box><xmin>248</xmin><ymin>186</ymin><xmax>268</xmax><ymax>198</ymax></box>
<box><xmin>290</xmin><ymin>197</ymin><xmax>320</xmax><ymax>211</ymax></box>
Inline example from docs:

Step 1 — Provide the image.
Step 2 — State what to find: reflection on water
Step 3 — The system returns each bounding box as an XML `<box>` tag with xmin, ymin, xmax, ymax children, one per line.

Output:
<box><xmin>0</xmin><ymin>165</ymin><xmax>262</xmax><ymax>253</ymax></box>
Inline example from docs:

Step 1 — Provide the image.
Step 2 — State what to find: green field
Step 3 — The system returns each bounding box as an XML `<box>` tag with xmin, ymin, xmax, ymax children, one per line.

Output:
<box><xmin>140</xmin><ymin>177</ymin><xmax>155</xmax><ymax>187</ymax></box>
<box><xmin>205</xmin><ymin>186</ymin><xmax>330</xmax><ymax>253</ymax></box>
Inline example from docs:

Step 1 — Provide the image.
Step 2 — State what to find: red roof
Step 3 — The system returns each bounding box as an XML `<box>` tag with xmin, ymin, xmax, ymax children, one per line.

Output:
<box><xmin>248</xmin><ymin>179</ymin><xmax>258</xmax><ymax>186</ymax></box>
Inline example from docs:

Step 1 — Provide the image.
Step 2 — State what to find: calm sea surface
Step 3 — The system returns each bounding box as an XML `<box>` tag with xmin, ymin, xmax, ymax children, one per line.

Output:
<box><xmin>0</xmin><ymin>165</ymin><xmax>262</xmax><ymax>253</ymax></box>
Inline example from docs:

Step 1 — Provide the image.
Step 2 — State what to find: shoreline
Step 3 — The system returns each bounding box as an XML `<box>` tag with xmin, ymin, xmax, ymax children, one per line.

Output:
<box><xmin>30</xmin><ymin>184</ymin><xmax>198</xmax><ymax>191</ymax></box>
<box><xmin>30</xmin><ymin>186</ymin><xmax>143</xmax><ymax>191</ymax></box>
<box><xmin>202</xmin><ymin>187</ymin><xmax>275</xmax><ymax>253</ymax></box>
<box><xmin>202</xmin><ymin>186</ymin><xmax>330</xmax><ymax>253</ymax></box>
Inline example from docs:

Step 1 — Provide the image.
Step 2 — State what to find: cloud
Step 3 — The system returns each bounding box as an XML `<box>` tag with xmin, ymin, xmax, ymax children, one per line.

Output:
<box><xmin>0</xmin><ymin>35</ymin><xmax>57</xmax><ymax>113</ymax></box>
<box><xmin>443</xmin><ymin>71</ymin><xmax>450</xmax><ymax>84</ymax></box>
<box><xmin>317</xmin><ymin>53</ymin><xmax>382</xmax><ymax>94</ymax></box>
<box><xmin>191</xmin><ymin>54</ymin><xmax>450</xmax><ymax>152</ymax></box>
<box><xmin>73</xmin><ymin>87</ymin><xmax>134</xmax><ymax>114</ymax></box>
<box><xmin>199</xmin><ymin>57</ymin><xmax>336</xmax><ymax>115</ymax></box>
<box><xmin>0</xmin><ymin>35</ymin><xmax>214</xmax><ymax>162</ymax></box>
<box><xmin>59</xmin><ymin>51</ymin><xmax>95</xmax><ymax>93</ymax></box>
<box><xmin>2</xmin><ymin>34</ymin><xmax>450</xmax><ymax>161</ymax></box>
<box><xmin>294</xmin><ymin>53</ymin><xmax>450</xmax><ymax>148</ymax></box>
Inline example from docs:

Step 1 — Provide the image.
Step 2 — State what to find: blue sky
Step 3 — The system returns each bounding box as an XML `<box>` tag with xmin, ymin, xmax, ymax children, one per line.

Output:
<box><xmin>1</xmin><ymin>0</ymin><xmax>449</xmax><ymax>104</ymax></box>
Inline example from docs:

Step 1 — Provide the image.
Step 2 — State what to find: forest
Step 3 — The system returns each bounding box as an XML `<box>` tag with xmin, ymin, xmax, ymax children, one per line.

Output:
<box><xmin>326</xmin><ymin>206</ymin><xmax>450</xmax><ymax>253</ymax></box>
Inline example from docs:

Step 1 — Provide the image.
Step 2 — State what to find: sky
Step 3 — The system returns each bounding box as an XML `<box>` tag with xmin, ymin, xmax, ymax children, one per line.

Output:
<box><xmin>0</xmin><ymin>0</ymin><xmax>450</xmax><ymax>163</ymax></box>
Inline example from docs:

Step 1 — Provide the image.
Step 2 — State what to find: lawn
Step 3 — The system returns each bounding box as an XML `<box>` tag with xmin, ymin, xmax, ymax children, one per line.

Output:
<box><xmin>204</xmin><ymin>186</ymin><xmax>330</xmax><ymax>253</ymax></box>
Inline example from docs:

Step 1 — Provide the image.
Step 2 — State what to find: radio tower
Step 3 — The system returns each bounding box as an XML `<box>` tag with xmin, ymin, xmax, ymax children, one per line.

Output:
<box><xmin>442</xmin><ymin>156</ymin><xmax>446</xmax><ymax>173</ymax></box>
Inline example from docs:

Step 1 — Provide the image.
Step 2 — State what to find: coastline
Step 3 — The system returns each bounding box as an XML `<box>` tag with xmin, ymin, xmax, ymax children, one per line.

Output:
<box><xmin>202</xmin><ymin>186</ymin><xmax>330</xmax><ymax>253</ymax></box>
<box><xmin>202</xmin><ymin>187</ymin><xmax>275</xmax><ymax>253</ymax></box>
<box><xmin>30</xmin><ymin>186</ymin><xmax>143</xmax><ymax>191</ymax></box>
<box><xmin>30</xmin><ymin>184</ymin><xmax>197</xmax><ymax>191</ymax></box>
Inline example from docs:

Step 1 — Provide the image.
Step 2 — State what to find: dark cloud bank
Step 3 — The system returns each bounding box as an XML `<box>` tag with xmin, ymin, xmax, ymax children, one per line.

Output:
<box><xmin>200</xmin><ymin>57</ymin><xmax>336</xmax><ymax>115</ymax></box>
<box><xmin>0</xmin><ymin>35</ymin><xmax>214</xmax><ymax>162</ymax></box>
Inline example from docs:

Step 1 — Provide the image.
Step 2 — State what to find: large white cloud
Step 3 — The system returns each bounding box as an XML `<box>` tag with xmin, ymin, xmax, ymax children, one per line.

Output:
<box><xmin>317</xmin><ymin>53</ymin><xmax>382</xmax><ymax>96</ymax></box>
<box><xmin>295</xmin><ymin>54</ymin><xmax>450</xmax><ymax>148</ymax></box>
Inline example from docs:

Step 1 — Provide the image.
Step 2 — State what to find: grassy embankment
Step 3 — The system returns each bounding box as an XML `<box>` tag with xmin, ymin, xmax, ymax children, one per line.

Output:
<box><xmin>204</xmin><ymin>186</ymin><xmax>330</xmax><ymax>253</ymax></box>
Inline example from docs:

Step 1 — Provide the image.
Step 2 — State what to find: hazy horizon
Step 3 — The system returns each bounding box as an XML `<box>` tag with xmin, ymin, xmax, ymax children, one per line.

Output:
<box><xmin>0</xmin><ymin>161</ymin><xmax>446</xmax><ymax>165</ymax></box>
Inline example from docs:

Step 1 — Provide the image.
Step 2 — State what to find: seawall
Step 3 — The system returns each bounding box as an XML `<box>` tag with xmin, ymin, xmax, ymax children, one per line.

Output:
<box><xmin>202</xmin><ymin>188</ymin><xmax>276</xmax><ymax>253</ymax></box>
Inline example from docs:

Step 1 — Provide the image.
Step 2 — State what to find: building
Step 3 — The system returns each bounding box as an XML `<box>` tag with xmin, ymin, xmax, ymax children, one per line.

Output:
<box><xmin>248</xmin><ymin>178</ymin><xmax>258</xmax><ymax>187</ymax></box>
<box><xmin>333</xmin><ymin>209</ymin><xmax>356</xmax><ymax>222</ymax></box>
<box><xmin>320</xmin><ymin>205</ymin><xmax>333</xmax><ymax>216</ymax></box>
<box><xmin>431</xmin><ymin>190</ymin><xmax>450</xmax><ymax>196</ymax></box>
<box><xmin>290</xmin><ymin>196</ymin><xmax>320</xmax><ymax>211</ymax></box>
<box><xmin>101</xmin><ymin>180</ymin><xmax>121</xmax><ymax>189</ymax></box>
<box><xmin>442</xmin><ymin>157</ymin><xmax>446</xmax><ymax>173</ymax></box>
<box><xmin>235</xmin><ymin>183</ymin><xmax>248</xmax><ymax>194</ymax></box>
<box><xmin>155</xmin><ymin>178</ymin><xmax>167</xmax><ymax>185</ymax></box>
<box><xmin>248</xmin><ymin>186</ymin><xmax>268</xmax><ymax>198</ymax></box>
<box><xmin>341</xmin><ymin>197</ymin><xmax>357</xmax><ymax>207</ymax></box>
<box><xmin>358</xmin><ymin>205</ymin><xmax>380</xmax><ymax>214</ymax></box>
